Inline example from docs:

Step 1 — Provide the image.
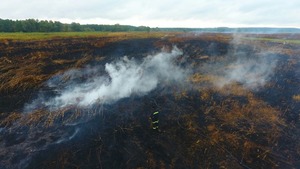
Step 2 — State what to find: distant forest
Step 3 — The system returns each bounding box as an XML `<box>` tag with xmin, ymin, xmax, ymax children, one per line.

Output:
<box><xmin>0</xmin><ymin>19</ymin><xmax>151</xmax><ymax>32</ymax></box>
<box><xmin>1</xmin><ymin>18</ymin><xmax>300</xmax><ymax>33</ymax></box>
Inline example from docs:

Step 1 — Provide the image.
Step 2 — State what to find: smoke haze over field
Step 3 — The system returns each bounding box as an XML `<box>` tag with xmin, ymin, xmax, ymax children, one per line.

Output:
<box><xmin>217</xmin><ymin>53</ymin><xmax>278</xmax><ymax>89</ymax></box>
<box><xmin>24</xmin><ymin>43</ymin><xmax>279</xmax><ymax>112</ymax></box>
<box><xmin>25</xmin><ymin>47</ymin><xmax>189</xmax><ymax>112</ymax></box>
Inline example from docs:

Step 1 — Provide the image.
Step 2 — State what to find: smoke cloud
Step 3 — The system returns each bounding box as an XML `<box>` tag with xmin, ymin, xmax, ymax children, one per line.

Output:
<box><xmin>216</xmin><ymin>52</ymin><xmax>278</xmax><ymax>89</ymax></box>
<box><xmin>25</xmin><ymin>46</ymin><xmax>189</xmax><ymax>112</ymax></box>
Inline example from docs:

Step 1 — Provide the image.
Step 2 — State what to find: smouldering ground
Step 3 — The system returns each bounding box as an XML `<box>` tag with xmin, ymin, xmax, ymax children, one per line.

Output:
<box><xmin>0</xmin><ymin>32</ymin><xmax>299</xmax><ymax>169</ymax></box>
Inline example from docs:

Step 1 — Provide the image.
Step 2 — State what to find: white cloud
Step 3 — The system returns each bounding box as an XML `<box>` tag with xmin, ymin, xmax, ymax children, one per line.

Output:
<box><xmin>1</xmin><ymin>0</ymin><xmax>300</xmax><ymax>27</ymax></box>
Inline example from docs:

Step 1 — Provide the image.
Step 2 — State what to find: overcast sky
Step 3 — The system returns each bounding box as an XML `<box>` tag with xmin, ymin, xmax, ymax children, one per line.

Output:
<box><xmin>1</xmin><ymin>0</ymin><xmax>299</xmax><ymax>28</ymax></box>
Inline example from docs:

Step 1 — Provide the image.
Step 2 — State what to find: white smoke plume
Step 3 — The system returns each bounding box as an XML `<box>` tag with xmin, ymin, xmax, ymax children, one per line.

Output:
<box><xmin>204</xmin><ymin>33</ymin><xmax>278</xmax><ymax>90</ymax></box>
<box><xmin>25</xmin><ymin>46</ymin><xmax>189</xmax><ymax>111</ymax></box>
<box><xmin>216</xmin><ymin>52</ymin><xmax>278</xmax><ymax>90</ymax></box>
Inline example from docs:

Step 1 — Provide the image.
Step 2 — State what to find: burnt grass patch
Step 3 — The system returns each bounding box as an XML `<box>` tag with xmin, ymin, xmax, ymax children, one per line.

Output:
<box><xmin>0</xmin><ymin>33</ymin><xmax>299</xmax><ymax>169</ymax></box>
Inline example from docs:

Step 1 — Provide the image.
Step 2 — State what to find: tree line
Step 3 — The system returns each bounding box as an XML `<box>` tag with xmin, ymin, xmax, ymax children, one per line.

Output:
<box><xmin>3</xmin><ymin>18</ymin><xmax>298</xmax><ymax>33</ymax></box>
<box><xmin>0</xmin><ymin>19</ymin><xmax>151</xmax><ymax>32</ymax></box>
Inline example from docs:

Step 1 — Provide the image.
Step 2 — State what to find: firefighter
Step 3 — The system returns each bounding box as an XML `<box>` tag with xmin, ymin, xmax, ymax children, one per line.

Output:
<box><xmin>151</xmin><ymin>111</ymin><xmax>159</xmax><ymax>131</ymax></box>
<box><xmin>150</xmin><ymin>99</ymin><xmax>160</xmax><ymax>132</ymax></box>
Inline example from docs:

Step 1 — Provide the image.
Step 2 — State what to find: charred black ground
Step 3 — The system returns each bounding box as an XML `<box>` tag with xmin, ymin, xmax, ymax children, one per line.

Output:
<box><xmin>0</xmin><ymin>33</ymin><xmax>299</xmax><ymax>169</ymax></box>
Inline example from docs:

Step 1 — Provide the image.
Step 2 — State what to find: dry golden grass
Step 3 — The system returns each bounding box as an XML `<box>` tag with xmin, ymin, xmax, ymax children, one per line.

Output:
<box><xmin>52</xmin><ymin>59</ymin><xmax>75</xmax><ymax>65</ymax></box>
<box><xmin>200</xmin><ymin>90</ymin><xmax>211</xmax><ymax>101</ymax></box>
<box><xmin>74</xmin><ymin>54</ymin><xmax>93</xmax><ymax>68</ymax></box>
<box><xmin>19</xmin><ymin>109</ymin><xmax>46</xmax><ymax>127</ymax></box>
<box><xmin>213</xmin><ymin>95</ymin><xmax>284</xmax><ymax>133</ymax></box>
<box><xmin>181</xmin><ymin>75</ymin><xmax>287</xmax><ymax>167</ymax></box>
<box><xmin>215</xmin><ymin>83</ymin><xmax>249</xmax><ymax>96</ymax></box>
<box><xmin>0</xmin><ymin>62</ymin><xmax>48</xmax><ymax>92</ymax></box>
<box><xmin>164</xmin><ymin>81</ymin><xmax>286</xmax><ymax>167</ymax></box>
<box><xmin>0</xmin><ymin>32</ymin><xmax>172</xmax><ymax>95</ymax></box>
<box><xmin>169</xmin><ymin>33</ymin><xmax>232</xmax><ymax>44</ymax></box>
<box><xmin>0</xmin><ymin>108</ymin><xmax>78</xmax><ymax>131</ymax></box>
<box><xmin>292</xmin><ymin>95</ymin><xmax>300</xmax><ymax>101</ymax></box>
<box><xmin>0</xmin><ymin>112</ymin><xmax>22</xmax><ymax>127</ymax></box>
<box><xmin>189</xmin><ymin>73</ymin><xmax>219</xmax><ymax>84</ymax></box>
<box><xmin>0</xmin><ymin>51</ymin><xmax>98</xmax><ymax>94</ymax></box>
<box><xmin>189</xmin><ymin>73</ymin><xmax>250</xmax><ymax>97</ymax></box>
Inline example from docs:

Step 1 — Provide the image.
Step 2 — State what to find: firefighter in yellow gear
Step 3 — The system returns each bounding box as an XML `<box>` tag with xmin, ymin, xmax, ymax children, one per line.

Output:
<box><xmin>151</xmin><ymin>111</ymin><xmax>159</xmax><ymax>130</ymax></box>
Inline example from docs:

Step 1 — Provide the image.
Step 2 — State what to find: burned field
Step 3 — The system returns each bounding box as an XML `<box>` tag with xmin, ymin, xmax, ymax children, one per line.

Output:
<box><xmin>0</xmin><ymin>33</ymin><xmax>299</xmax><ymax>169</ymax></box>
